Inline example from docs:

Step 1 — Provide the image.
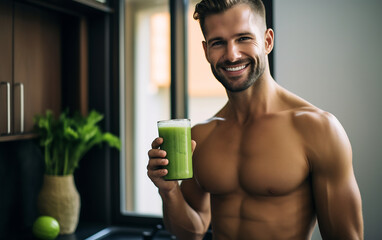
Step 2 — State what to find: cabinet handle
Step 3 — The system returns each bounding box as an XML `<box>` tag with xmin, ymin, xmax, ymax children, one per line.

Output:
<box><xmin>1</xmin><ymin>82</ymin><xmax>11</xmax><ymax>134</ymax></box>
<box><xmin>14</xmin><ymin>83</ymin><xmax>24</xmax><ymax>133</ymax></box>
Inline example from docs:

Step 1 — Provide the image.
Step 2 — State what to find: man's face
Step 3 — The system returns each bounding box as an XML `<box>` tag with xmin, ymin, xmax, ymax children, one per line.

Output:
<box><xmin>202</xmin><ymin>4</ymin><xmax>268</xmax><ymax>92</ymax></box>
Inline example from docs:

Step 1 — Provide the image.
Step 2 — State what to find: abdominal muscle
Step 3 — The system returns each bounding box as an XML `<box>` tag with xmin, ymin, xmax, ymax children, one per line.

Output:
<box><xmin>209</xmin><ymin>182</ymin><xmax>316</xmax><ymax>240</ymax></box>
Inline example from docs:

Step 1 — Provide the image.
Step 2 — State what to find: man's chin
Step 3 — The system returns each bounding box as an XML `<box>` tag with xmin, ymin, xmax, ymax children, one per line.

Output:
<box><xmin>226</xmin><ymin>85</ymin><xmax>252</xmax><ymax>93</ymax></box>
<box><xmin>220</xmin><ymin>80</ymin><xmax>253</xmax><ymax>93</ymax></box>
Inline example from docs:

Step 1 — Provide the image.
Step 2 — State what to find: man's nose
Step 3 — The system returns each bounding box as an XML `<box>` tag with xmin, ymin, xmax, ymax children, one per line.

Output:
<box><xmin>225</xmin><ymin>42</ymin><xmax>241</xmax><ymax>62</ymax></box>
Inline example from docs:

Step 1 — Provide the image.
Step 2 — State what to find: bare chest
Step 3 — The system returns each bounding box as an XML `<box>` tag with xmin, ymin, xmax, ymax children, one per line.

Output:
<box><xmin>193</xmin><ymin>117</ymin><xmax>309</xmax><ymax>196</ymax></box>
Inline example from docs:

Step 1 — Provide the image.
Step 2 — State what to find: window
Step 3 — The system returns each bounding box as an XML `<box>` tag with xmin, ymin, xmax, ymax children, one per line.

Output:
<box><xmin>121</xmin><ymin>0</ymin><xmax>171</xmax><ymax>217</ymax></box>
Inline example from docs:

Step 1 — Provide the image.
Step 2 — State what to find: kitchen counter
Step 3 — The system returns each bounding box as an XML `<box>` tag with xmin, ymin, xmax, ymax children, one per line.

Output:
<box><xmin>8</xmin><ymin>222</ymin><xmax>105</xmax><ymax>240</ymax></box>
<box><xmin>9</xmin><ymin>222</ymin><xmax>212</xmax><ymax>240</ymax></box>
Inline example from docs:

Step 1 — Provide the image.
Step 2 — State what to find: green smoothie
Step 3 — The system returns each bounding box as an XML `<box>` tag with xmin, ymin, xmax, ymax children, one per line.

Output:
<box><xmin>157</xmin><ymin>119</ymin><xmax>193</xmax><ymax>180</ymax></box>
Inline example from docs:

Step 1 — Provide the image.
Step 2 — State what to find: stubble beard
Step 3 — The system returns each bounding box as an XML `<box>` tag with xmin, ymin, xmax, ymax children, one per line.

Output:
<box><xmin>211</xmin><ymin>55</ymin><xmax>266</xmax><ymax>93</ymax></box>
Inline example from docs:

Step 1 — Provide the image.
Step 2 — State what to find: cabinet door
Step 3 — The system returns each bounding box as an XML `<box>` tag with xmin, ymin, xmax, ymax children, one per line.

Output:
<box><xmin>13</xmin><ymin>3</ymin><xmax>62</xmax><ymax>134</ymax></box>
<box><xmin>0</xmin><ymin>0</ymin><xmax>13</xmax><ymax>135</ymax></box>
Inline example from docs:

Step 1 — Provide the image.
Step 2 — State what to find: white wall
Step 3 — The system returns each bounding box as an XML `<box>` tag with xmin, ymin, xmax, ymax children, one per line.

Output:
<box><xmin>274</xmin><ymin>1</ymin><xmax>382</xmax><ymax>239</ymax></box>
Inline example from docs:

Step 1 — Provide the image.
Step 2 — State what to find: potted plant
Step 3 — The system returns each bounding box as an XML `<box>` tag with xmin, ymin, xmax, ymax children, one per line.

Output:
<box><xmin>33</xmin><ymin>110</ymin><xmax>120</xmax><ymax>234</ymax></box>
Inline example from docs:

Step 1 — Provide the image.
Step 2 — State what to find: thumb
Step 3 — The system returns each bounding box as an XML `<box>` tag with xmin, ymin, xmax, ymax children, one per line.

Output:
<box><xmin>191</xmin><ymin>140</ymin><xmax>197</xmax><ymax>153</ymax></box>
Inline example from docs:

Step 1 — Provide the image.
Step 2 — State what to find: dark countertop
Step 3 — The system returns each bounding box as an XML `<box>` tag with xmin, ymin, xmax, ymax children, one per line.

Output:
<box><xmin>56</xmin><ymin>222</ymin><xmax>107</xmax><ymax>240</ymax></box>
<box><xmin>6</xmin><ymin>222</ymin><xmax>106</xmax><ymax>240</ymax></box>
<box><xmin>7</xmin><ymin>222</ymin><xmax>212</xmax><ymax>240</ymax></box>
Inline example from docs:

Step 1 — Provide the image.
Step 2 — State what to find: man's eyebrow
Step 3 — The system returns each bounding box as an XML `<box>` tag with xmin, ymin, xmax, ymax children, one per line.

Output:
<box><xmin>236</xmin><ymin>32</ymin><xmax>254</xmax><ymax>37</ymax></box>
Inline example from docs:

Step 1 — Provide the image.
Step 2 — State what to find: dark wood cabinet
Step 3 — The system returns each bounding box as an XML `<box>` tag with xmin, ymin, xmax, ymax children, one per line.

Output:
<box><xmin>0</xmin><ymin>0</ymin><xmax>118</xmax><ymax>236</ymax></box>
<box><xmin>0</xmin><ymin>0</ymin><xmax>61</xmax><ymax>139</ymax></box>
<box><xmin>0</xmin><ymin>0</ymin><xmax>112</xmax><ymax>141</ymax></box>
<box><xmin>0</xmin><ymin>0</ymin><xmax>14</xmax><ymax>136</ymax></box>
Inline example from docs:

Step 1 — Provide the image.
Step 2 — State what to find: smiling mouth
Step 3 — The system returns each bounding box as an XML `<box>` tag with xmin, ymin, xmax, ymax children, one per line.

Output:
<box><xmin>224</xmin><ymin>64</ymin><xmax>248</xmax><ymax>72</ymax></box>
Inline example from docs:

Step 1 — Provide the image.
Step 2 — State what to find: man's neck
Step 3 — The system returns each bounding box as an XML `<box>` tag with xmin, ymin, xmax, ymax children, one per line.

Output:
<box><xmin>225</xmin><ymin>72</ymin><xmax>280</xmax><ymax>125</ymax></box>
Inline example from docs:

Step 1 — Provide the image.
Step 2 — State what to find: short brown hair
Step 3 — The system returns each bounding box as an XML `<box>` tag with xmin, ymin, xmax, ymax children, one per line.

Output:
<box><xmin>193</xmin><ymin>0</ymin><xmax>267</xmax><ymax>36</ymax></box>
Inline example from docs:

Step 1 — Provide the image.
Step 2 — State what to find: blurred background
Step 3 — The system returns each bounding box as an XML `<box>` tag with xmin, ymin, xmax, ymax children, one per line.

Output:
<box><xmin>124</xmin><ymin>0</ymin><xmax>382</xmax><ymax>239</ymax></box>
<box><xmin>1</xmin><ymin>0</ymin><xmax>380</xmax><ymax>239</ymax></box>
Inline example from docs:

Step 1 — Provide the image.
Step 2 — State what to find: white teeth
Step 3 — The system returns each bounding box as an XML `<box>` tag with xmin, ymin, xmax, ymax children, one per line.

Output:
<box><xmin>225</xmin><ymin>65</ymin><xmax>246</xmax><ymax>72</ymax></box>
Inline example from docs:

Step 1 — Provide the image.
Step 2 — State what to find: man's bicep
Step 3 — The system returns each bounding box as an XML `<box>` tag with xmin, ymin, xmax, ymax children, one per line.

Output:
<box><xmin>311</xmin><ymin>116</ymin><xmax>363</xmax><ymax>239</ymax></box>
<box><xmin>313</xmin><ymin>167</ymin><xmax>363</xmax><ymax>239</ymax></box>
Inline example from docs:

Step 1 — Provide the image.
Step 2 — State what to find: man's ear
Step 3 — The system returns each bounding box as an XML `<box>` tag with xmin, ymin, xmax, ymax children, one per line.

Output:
<box><xmin>202</xmin><ymin>41</ymin><xmax>210</xmax><ymax>63</ymax></box>
<box><xmin>264</xmin><ymin>28</ymin><xmax>274</xmax><ymax>55</ymax></box>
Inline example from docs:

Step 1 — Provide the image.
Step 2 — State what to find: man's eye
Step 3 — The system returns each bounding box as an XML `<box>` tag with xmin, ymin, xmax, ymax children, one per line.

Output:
<box><xmin>239</xmin><ymin>36</ymin><xmax>251</xmax><ymax>41</ymax></box>
<box><xmin>211</xmin><ymin>41</ymin><xmax>224</xmax><ymax>47</ymax></box>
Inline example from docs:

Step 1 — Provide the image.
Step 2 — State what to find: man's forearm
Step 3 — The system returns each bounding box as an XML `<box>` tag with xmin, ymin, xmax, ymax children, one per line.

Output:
<box><xmin>159</xmin><ymin>186</ymin><xmax>207</xmax><ymax>239</ymax></box>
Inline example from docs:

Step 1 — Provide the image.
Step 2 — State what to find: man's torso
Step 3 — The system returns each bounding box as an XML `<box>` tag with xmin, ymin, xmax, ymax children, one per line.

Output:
<box><xmin>192</xmin><ymin>109</ymin><xmax>317</xmax><ymax>240</ymax></box>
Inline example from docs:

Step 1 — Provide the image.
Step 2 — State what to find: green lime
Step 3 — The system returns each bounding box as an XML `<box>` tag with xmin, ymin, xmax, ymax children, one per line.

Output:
<box><xmin>32</xmin><ymin>216</ymin><xmax>60</xmax><ymax>240</ymax></box>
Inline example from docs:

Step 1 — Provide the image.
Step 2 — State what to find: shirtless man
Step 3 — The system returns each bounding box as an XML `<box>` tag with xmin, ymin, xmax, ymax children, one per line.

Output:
<box><xmin>147</xmin><ymin>0</ymin><xmax>363</xmax><ymax>239</ymax></box>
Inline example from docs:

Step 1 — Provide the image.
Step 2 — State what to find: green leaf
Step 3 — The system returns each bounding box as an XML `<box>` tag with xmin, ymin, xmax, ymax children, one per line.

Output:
<box><xmin>34</xmin><ymin>109</ymin><xmax>121</xmax><ymax>176</ymax></box>
<box><xmin>103</xmin><ymin>132</ymin><xmax>121</xmax><ymax>150</ymax></box>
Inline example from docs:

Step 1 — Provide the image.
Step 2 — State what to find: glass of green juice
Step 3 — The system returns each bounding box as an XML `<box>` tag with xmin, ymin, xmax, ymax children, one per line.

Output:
<box><xmin>157</xmin><ymin>119</ymin><xmax>193</xmax><ymax>180</ymax></box>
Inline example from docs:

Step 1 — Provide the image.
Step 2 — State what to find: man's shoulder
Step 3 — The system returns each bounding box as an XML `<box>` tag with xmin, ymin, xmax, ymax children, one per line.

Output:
<box><xmin>290</xmin><ymin>106</ymin><xmax>339</xmax><ymax>133</ymax></box>
<box><xmin>290</xmin><ymin>106</ymin><xmax>351</xmax><ymax>164</ymax></box>
<box><xmin>191</xmin><ymin>116</ymin><xmax>224</xmax><ymax>144</ymax></box>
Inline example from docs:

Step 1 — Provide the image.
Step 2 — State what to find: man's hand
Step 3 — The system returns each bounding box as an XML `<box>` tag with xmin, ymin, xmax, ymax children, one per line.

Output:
<box><xmin>147</xmin><ymin>137</ymin><xmax>196</xmax><ymax>192</ymax></box>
